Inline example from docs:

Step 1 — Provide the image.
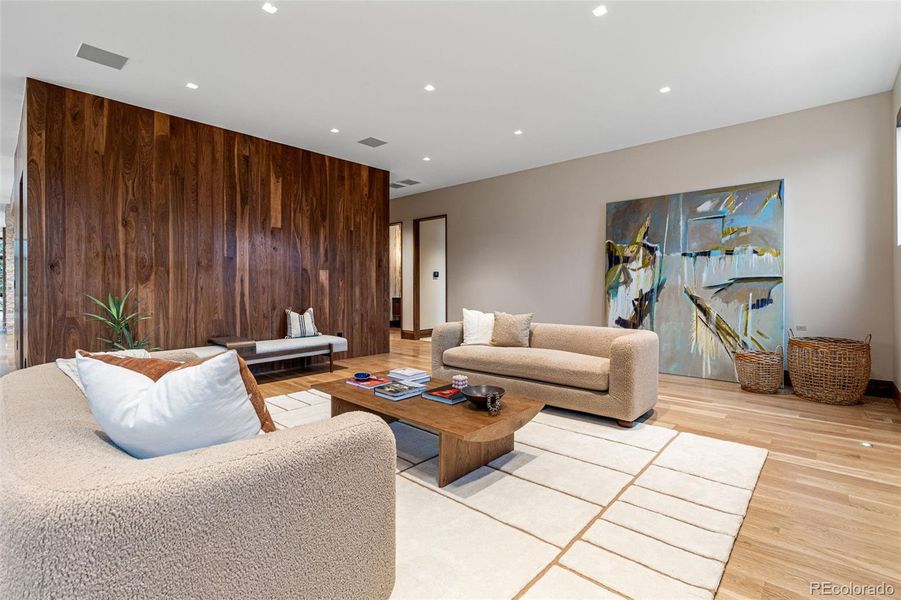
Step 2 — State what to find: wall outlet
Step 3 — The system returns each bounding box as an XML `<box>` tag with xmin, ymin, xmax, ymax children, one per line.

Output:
<box><xmin>796</xmin><ymin>325</ymin><xmax>808</xmax><ymax>332</ymax></box>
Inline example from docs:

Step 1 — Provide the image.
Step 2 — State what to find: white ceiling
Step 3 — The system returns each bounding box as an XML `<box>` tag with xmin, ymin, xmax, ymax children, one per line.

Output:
<box><xmin>2</xmin><ymin>1</ymin><xmax>900</xmax><ymax>203</ymax></box>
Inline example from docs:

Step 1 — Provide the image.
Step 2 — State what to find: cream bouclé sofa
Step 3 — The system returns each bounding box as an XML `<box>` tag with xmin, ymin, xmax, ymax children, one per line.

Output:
<box><xmin>432</xmin><ymin>322</ymin><xmax>659</xmax><ymax>427</ymax></box>
<box><xmin>0</xmin><ymin>353</ymin><xmax>397</xmax><ymax>599</ymax></box>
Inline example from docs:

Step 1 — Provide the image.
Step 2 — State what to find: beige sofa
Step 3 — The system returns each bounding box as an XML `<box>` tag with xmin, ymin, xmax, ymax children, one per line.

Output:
<box><xmin>432</xmin><ymin>322</ymin><xmax>659</xmax><ymax>426</ymax></box>
<box><xmin>0</xmin><ymin>355</ymin><xmax>397</xmax><ymax>599</ymax></box>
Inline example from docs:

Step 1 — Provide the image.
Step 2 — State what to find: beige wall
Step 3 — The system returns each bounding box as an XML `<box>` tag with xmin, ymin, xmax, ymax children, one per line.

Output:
<box><xmin>892</xmin><ymin>67</ymin><xmax>901</xmax><ymax>388</ymax></box>
<box><xmin>392</xmin><ymin>93</ymin><xmax>897</xmax><ymax>380</ymax></box>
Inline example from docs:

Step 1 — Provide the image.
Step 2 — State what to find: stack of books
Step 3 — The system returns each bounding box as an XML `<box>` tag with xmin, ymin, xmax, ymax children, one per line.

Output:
<box><xmin>345</xmin><ymin>375</ymin><xmax>391</xmax><ymax>389</ymax></box>
<box><xmin>421</xmin><ymin>384</ymin><xmax>467</xmax><ymax>405</ymax></box>
<box><xmin>387</xmin><ymin>367</ymin><xmax>431</xmax><ymax>385</ymax></box>
<box><xmin>374</xmin><ymin>380</ymin><xmax>426</xmax><ymax>401</ymax></box>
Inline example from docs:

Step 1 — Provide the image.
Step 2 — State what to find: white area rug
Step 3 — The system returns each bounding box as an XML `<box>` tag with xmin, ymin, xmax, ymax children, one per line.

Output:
<box><xmin>266</xmin><ymin>393</ymin><xmax>767</xmax><ymax>599</ymax></box>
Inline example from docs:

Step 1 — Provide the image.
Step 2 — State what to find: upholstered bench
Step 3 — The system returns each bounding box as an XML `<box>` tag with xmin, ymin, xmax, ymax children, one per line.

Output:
<box><xmin>183</xmin><ymin>335</ymin><xmax>349</xmax><ymax>371</ymax></box>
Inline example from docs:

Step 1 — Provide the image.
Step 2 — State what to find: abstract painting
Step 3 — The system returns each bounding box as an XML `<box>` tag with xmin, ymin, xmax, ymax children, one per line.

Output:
<box><xmin>605</xmin><ymin>180</ymin><xmax>784</xmax><ymax>381</ymax></box>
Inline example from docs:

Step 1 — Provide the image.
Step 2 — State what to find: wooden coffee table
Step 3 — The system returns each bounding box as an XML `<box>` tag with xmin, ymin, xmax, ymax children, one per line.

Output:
<box><xmin>313</xmin><ymin>375</ymin><xmax>544</xmax><ymax>487</ymax></box>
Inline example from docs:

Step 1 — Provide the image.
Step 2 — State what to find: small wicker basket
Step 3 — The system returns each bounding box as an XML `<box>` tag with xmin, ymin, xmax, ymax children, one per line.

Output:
<box><xmin>787</xmin><ymin>332</ymin><xmax>871</xmax><ymax>405</ymax></box>
<box><xmin>734</xmin><ymin>347</ymin><xmax>783</xmax><ymax>394</ymax></box>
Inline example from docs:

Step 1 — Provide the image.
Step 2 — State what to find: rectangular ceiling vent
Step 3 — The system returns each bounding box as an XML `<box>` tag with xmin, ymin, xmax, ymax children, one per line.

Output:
<box><xmin>76</xmin><ymin>43</ymin><xmax>129</xmax><ymax>70</ymax></box>
<box><xmin>389</xmin><ymin>183</ymin><xmax>406</xmax><ymax>189</ymax></box>
<box><xmin>357</xmin><ymin>137</ymin><xmax>387</xmax><ymax>148</ymax></box>
<box><xmin>398</xmin><ymin>179</ymin><xmax>420</xmax><ymax>186</ymax></box>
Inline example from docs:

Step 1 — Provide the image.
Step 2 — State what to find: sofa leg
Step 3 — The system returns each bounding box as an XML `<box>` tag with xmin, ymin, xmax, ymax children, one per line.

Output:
<box><xmin>616</xmin><ymin>419</ymin><xmax>634</xmax><ymax>428</ymax></box>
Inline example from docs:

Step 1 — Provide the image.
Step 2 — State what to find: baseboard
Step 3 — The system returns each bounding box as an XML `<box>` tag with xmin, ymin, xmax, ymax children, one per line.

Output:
<box><xmin>866</xmin><ymin>379</ymin><xmax>900</xmax><ymax>401</ymax></box>
<box><xmin>784</xmin><ymin>370</ymin><xmax>901</xmax><ymax>401</ymax></box>
<box><xmin>401</xmin><ymin>330</ymin><xmax>416</xmax><ymax>340</ymax></box>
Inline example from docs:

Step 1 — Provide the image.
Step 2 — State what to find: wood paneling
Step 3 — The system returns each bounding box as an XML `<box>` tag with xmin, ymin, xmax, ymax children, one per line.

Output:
<box><xmin>21</xmin><ymin>79</ymin><xmax>389</xmax><ymax>365</ymax></box>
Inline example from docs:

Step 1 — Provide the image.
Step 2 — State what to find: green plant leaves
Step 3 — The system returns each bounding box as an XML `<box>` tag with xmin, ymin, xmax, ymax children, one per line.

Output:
<box><xmin>84</xmin><ymin>288</ymin><xmax>156</xmax><ymax>350</ymax></box>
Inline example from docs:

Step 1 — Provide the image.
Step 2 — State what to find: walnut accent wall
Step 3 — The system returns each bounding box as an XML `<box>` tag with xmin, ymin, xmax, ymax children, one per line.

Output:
<box><xmin>20</xmin><ymin>79</ymin><xmax>389</xmax><ymax>366</ymax></box>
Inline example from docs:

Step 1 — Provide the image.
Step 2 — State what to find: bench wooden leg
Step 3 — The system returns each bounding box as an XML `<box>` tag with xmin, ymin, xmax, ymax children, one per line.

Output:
<box><xmin>616</xmin><ymin>419</ymin><xmax>634</xmax><ymax>428</ymax></box>
<box><xmin>329</xmin><ymin>345</ymin><xmax>333</xmax><ymax>372</ymax></box>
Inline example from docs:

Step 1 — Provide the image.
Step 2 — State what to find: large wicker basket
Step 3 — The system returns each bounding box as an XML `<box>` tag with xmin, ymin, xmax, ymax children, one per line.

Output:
<box><xmin>787</xmin><ymin>333</ymin><xmax>871</xmax><ymax>405</ymax></box>
<box><xmin>735</xmin><ymin>347</ymin><xmax>783</xmax><ymax>394</ymax></box>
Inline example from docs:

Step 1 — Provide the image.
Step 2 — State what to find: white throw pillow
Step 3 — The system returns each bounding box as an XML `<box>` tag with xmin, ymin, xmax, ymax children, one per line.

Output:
<box><xmin>56</xmin><ymin>349</ymin><xmax>151</xmax><ymax>393</ymax></box>
<box><xmin>76</xmin><ymin>351</ymin><xmax>261</xmax><ymax>459</ymax></box>
<box><xmin>286</xmin><ymin>307</ymin><xmax>320</xmax><ymax>338</ymax></box>
<box><xmin>462</xmin><ymin>308</ymin><xmax>495</xmax><ymax>346</ymax></box>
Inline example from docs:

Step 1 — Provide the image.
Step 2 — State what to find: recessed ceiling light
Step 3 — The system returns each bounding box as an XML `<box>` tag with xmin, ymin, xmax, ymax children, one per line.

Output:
<box><xmin>422</xmin><ymin>156</ymin><xmax>432</xmax><ymax>162</ymax></box>
<box><xmin>513</xmin><ymin>130</ymin><xmax>523</xmax><ymax>135</ymax></box>
<box><xmin>424</xmin><ymin>84</ymin><xmax>436</xmax><ymax>92</ymax></box>
<box><xmin>592</xmin><ymin>5</ymin><xmax>608</xmax><ymax>17</ymax></box>
<box><xmin>330</xmin><ymin>128</ymin><xmax>340</xmax><ymax>133</ymax></box>
<box><xmin>659</xmin><ymin>86</ymin><xmax>672</xmax><ymax>94</ymax></box>
<box><xmin>261</xmin><ymin>2</ymin><xmax>278</xmax><ymax>14</ymax></box>
<box><xmin>860</xmin><ymin>441</ymin><xmax>873</xmax><ymax>448</ymax></box>
<box><xmin>185</xmin><ymin>82</ymin><xmax>199</xmax><ymax>90</ymax></box>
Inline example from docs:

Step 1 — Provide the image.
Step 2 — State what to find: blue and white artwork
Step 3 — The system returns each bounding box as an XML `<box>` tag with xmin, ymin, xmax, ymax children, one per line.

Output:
<box><xmin>605</xmin><ymin>180</ymin><xmax>784</xmax><ymax>381</ymax></box>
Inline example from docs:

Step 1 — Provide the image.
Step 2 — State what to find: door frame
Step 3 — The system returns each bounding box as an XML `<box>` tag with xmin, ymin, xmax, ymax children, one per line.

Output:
<box><xmin>16</xmin><ymin>174</ymin><xmax>25</xmax><ymax>368</ymax></box>
<box><xmin>412</xmin><ymin>214</ymin><xmax>447</xmax><ymax>340</ymax></box>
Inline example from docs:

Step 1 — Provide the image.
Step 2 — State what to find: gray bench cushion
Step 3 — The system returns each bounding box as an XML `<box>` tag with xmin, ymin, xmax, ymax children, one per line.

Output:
<box><xmin>256</xmin><ymin>335</ymin><xmax>348</xmax><ymax>354</ymax></box>
<box><xmin>179</xmin><ymin>335</ymin><xmax>348</xmax><ymax>362</ymax></box>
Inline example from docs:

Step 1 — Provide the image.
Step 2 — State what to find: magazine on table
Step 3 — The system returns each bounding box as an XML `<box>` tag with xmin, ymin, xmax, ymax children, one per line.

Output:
<box><xmin>345</xmin><ymin>376</ymin><xmax>391</xmax><ymax>389</ymax></box>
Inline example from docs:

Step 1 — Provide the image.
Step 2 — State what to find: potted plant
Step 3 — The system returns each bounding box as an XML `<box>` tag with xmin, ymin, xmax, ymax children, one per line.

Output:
<box><xmin>84</xmin><ymin>289</ymin><xmax>156</xmax><ymax>350</ymax></box>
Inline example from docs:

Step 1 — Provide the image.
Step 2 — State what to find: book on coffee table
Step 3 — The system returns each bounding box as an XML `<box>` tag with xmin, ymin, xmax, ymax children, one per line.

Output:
<box><xmin>387</xmin><ymin>367</ymin><xmax>431</xmax><ymax>385</ymax></box>
<box><xmin>374</xmin><ymin>380</ymin><xmax>426</xmax><ymax>401</ymax></box>
<box><xmin>422</xmin><ymin>384</ymin><xmax>466</xmax><ymax>405</ymax></box>
<box><xmin>388</xmin><ymin>367</ymin><xmax>427</xmax><ymax>379</ymax></box>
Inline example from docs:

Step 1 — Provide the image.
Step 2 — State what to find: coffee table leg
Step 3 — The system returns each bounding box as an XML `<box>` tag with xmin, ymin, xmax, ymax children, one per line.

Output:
<box><xmin>438</xmin><ymin>433</ymin><xmax>514</xmax><ymax>487</ymax></box>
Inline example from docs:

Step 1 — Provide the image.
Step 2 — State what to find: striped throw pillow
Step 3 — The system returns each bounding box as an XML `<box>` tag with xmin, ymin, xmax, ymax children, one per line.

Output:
<box><xmin>286</xmin><ymin>307</ymin><xmax>320</xmax><ymax>338</ymax></box>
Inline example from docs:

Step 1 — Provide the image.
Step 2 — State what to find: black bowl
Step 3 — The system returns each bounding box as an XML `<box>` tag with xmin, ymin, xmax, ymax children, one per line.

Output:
<box><xmin>461</xmin><ymin>385</ymin><xmax>506</xmax><ymax>408</ymax></box>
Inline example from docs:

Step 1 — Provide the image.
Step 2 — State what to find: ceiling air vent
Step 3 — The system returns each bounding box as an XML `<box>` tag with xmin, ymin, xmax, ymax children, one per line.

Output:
<box><xmin>76</xmin><ymin>43</ymin><xmax>129</xmax><ymax>70</ymax></box>
<box><xmin>357</xmin><ymin>137</ymin><xmax>387</xmax><ymax>148</ymax></box>
<box><xmin>389</xmin><ymin>183</ymin><xmax>406</xmax><ymax>189</ymax></box>
<box><xmin>398</xmin><ymin>179</ymin><xmax>420</xmax><ymax>186</ymax></box>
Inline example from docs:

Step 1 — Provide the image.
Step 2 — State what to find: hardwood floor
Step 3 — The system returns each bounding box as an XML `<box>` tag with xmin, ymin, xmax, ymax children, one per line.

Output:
<box><xmin>258</xmin><ymin>330</ymin><xmax>901</xmax><ymax>599</ymax></box>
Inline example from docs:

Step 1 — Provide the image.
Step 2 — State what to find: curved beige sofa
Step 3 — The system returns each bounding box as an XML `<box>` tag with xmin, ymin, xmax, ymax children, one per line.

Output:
<box><xmin>432</xmin><ymin>322</ymin><xmax>659</xmax><ymax>426</ymax></box>
<box><xmin>0</xmin><ymin>357</ymin><xmax>396</xmax><ymax>599</ymax></box>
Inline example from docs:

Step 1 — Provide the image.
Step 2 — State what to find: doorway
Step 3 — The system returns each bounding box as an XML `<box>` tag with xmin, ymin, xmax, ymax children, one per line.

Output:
<box><xmin>413</xmin><ymin>215</ymin><xmax>447</xmax><ymax>339</ymax></box>
<box><xmin>14</xmin><ymin>174</ymin><xmax>25</xmax><ymax>370</ymax></box>
<box><xmin>389</xmin><ymin>222</ymin><xmax>402</xmax><ymax>328</ymax></box>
